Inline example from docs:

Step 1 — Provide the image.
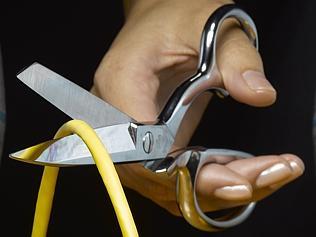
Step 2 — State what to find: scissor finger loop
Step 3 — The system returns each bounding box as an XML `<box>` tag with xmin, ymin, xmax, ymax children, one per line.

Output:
<box><xmin>166</xmin><ymin>148</ymin><xmax>256</xmax><ymax>231</ymax></box>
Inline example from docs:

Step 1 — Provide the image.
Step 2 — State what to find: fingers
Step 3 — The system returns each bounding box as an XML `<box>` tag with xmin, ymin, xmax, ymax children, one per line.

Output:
<box><xmin>216</xmin><ymin>20</ymin><xmax>277</xmax><ymax>107</ymax></box>
<box><xmin>226</xmin><ymin>154</ymin><xmax>304</xmax><ymax>188</ymax></box>
<box><xmin>252</xmin><ymin>154</ymin><xmax>305</xmax><ymax>200</ymax></box>
<box><xmin>196</xmin><ymin>154</ymin><xmax>304</xmax><ymax>211</ymax></box>
<box><xmin>197</xmin><ymin>163</ymin><xmax>252</xmax><ymax>200</ymax></box>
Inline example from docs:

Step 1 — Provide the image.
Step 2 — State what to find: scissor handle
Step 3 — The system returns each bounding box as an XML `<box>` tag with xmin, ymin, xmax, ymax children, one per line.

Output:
<box><xmin>167</xmin><ymin>147</ymin><xmax>256</xmax><ymax>231</ymax></box>
<box><xmin>158</xmin><ymin>4</ymin><xmax>258</xmax><ymax>138</ymax></box>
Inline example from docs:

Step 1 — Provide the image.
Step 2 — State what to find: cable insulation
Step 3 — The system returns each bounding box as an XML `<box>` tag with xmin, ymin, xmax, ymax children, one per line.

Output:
<box><xmin>31</xmin><ymin>120</ymin><xmax>138</xmax><ymax>237</ymax></box>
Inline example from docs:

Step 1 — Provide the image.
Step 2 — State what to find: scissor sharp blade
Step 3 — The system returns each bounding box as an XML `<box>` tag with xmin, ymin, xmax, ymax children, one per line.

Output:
<box><xmin>17</xmin><ymin>62</ymin><xmax>134</xmax><ymax>128</ymax></box>
<box><xmin>10</xmin><ymin>123</ymin><xmax>137</xmax><ymax>165</ymax></box>
<box><xmin>10</xmin><ymin>123</ymin><xmax>175</xmax><ymax>166</ymax></box>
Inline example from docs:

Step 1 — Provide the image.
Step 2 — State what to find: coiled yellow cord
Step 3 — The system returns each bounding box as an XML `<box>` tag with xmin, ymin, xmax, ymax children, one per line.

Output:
<box><xmin>31</xmin><ymin>120</ymin><xmax>139</xmax><ymax>237</ymax></box>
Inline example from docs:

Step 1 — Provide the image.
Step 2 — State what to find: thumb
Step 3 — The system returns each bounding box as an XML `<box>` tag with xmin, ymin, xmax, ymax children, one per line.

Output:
<box><xmin>217</xmin><ymin>21</ymin><xmax>276</xmax><ymax>107</ymax></box>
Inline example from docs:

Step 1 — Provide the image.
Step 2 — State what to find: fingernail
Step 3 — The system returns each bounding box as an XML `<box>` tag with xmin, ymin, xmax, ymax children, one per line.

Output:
<box><xmin>242</xmin><ymin>70</ymin><xmax>276</xmax><ymax>92</ymax></box>
<box><xmin>269</xmin><ymin>160</ymin><xmax>304</xmax><ymax>189</ymax></box>
<box><xmin>289</xmin><ymin>160</ymin><xmax>304</xmax><ymax>176</ymax></box>
<box><xmin>214</xmin><ymin>185</ymin><xmax>252</xmax><ymax>201</ymax></box>
<box><xmin>256</xmin><ymin>163</ymin><xmax>292</xmax><ymax>188</ymax></box>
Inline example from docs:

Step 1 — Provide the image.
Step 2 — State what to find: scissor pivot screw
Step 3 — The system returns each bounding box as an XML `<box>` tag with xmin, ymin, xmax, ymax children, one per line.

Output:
<box><xmin>143</xmin><ymin>132</ymin><xmax>153</xmax><ymax>154</ymax></box>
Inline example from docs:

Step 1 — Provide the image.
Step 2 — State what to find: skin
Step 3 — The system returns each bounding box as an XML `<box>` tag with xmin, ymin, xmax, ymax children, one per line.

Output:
<box><xmin>91</xmin><ymin>0</ymin><xmax>304</xmax><ymax>216</ymax></box>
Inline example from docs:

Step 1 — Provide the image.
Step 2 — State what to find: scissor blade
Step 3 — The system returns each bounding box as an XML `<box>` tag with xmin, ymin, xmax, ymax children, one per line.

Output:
<box><xmin>10</xmin><ymin>123</ymin><xmax>175</xmax><ymax>166</ymax></box>
<box><xmin>10</xmin><ymin>123</ymin><xmax>139</xmax><ymax>165</ymax></box>
<box><xmin>17</xmin><ymin>62</ymin><xmax>133</xmax><ymax>128</ymax></box>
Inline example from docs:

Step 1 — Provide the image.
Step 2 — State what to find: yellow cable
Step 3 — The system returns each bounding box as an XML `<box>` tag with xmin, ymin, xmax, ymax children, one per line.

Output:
<box><xmin>32</xmin><ymin>166</ymin><xmax>59</xmax><ymax>236</ymax></box>
<box><xmin>31</xmin><ymin>120</ymin><xmax>139</xmax><ymax>237</ymax></box>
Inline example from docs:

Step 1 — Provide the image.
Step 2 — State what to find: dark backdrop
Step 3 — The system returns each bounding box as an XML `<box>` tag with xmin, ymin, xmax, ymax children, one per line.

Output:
<box><xmin>1</xmin><ymin>0</ymin><xmax>315</xmax><ymax>236</ymax></box>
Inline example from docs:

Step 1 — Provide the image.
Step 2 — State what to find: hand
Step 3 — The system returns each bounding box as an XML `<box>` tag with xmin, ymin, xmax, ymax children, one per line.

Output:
<box><xmin>91</xmin><ymin>0</ymin><xmax>304</xmax><ymax>215</ymax></box>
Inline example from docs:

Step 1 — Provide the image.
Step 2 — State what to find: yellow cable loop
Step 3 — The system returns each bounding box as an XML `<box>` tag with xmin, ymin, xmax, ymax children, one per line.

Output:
<box><xmin>31</xmin><ymin>120</ymin><xmax>139</xmax><ymax>237</ymax></box>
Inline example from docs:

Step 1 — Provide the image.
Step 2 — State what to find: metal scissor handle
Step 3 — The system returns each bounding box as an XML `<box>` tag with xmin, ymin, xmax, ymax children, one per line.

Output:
<box><xmin>169</xmin><ymin>148</ymin><xmax>256</xmax><ymax>231</ymax></box>
<box><xmin>158</xmin><ymin>4</ymin><xmax>258</xmax><ymax>138</ymax></box>
<box><xmin>151</xmin><ymin>3</ymin><xmax>259</xmax><ymax>231</ymax></box>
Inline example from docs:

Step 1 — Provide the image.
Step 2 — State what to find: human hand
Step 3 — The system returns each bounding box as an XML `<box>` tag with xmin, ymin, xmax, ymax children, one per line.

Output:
<box><xmin>91</xmin><ymin>0</ymin><xmax>304</xmax><ymax>216</ymax></box>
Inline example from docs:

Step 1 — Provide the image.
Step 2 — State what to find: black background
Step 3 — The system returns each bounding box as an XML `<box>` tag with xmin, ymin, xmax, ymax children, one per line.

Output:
<box><xmin>1</xmin><ymin>0</ymin><xmax>316</xmax><ymax>236</ymax></box>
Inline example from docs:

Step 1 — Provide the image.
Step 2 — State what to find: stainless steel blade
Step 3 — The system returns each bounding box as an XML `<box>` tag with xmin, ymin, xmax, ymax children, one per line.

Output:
<box><xmin>10</xmin><ymin>123</ymin><xmax>135</xmax><ymax>165</ymax></box>
<box><xmin>9</xmin><ymin>123</ymin><xmax>174</xmax><ymax>166</ymax></box>
<box><xmin>17</xmin><ymin>62</ymin><xmax>133</xmax><ymax>128</ymax></box>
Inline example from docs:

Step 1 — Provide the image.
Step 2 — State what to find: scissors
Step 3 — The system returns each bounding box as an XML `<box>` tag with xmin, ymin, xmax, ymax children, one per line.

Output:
<box><xmin>10</xmin><ymin>4</ymin><xmax>258</xmax><ymax>232</ymax></box>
